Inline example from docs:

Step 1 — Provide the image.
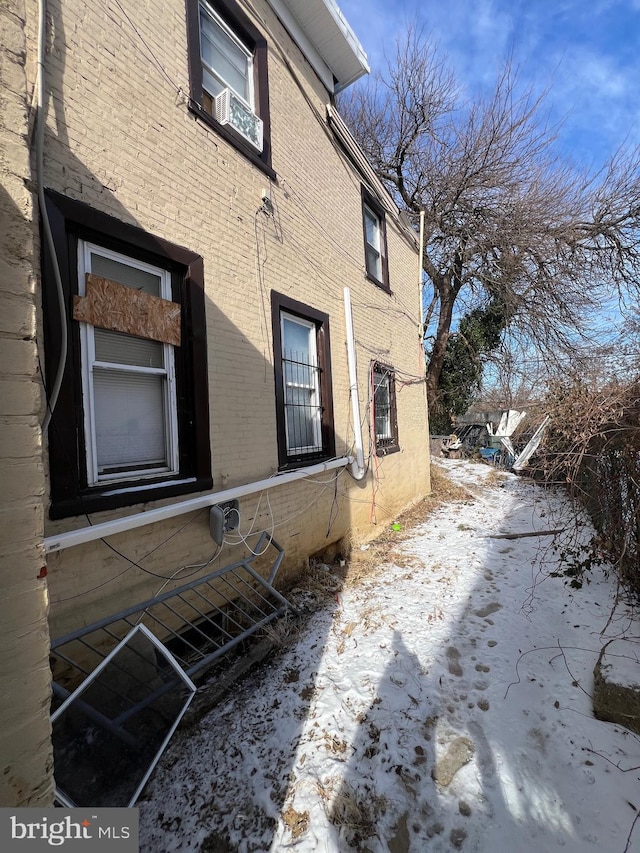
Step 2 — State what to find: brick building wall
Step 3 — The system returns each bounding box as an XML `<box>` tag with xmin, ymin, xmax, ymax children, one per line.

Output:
<box><xmin>0</xmin><ymin>0</ymin><xmax>55</xmax><ymax>807</ymax></box>
<box><xmin>21</xmin><ymin>0</ymin><xmax>430</xmax><ymax>639</ymax></box>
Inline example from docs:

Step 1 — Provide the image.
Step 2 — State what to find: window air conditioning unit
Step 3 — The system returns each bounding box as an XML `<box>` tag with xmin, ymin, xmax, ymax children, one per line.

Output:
<box><xmin>214</xmin><ymin>88</ymin><xmax>263</xmax><ymax>153</ymax></box>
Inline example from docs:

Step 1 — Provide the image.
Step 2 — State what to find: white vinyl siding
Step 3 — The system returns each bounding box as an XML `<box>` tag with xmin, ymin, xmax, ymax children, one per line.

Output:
<box><xmin>199</xmin><ymin>1</ymin><xmax>253</xmax><ymax>107</ymax></box>
<box><xmin>78</xmin><ymin>243</ymin><xmax>179</xmax><ymax>485</ymax></box>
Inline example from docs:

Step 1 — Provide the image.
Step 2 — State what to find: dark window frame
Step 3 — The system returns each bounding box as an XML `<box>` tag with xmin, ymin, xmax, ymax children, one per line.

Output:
<box><xmin>372</xmin><ymin>361</ymin><xmax>400</xmax><ymax>456</ymax></box>
<box><xmin>186</xmin><ymin>0</ymin><xmax>274</xmax><ymax>178</ymax></box>
<box><xmin>42</xmin><ymin>190</ymin><xmax>212</xmax><ymax>520</ymax></box>
<box><xmin>271</xmin><ymin>291</ymin><xmax>335</xmax><ymax>470</ymax></box>
<box><xmin>361</xmin><ymin>187</ymin><xmax>390</xmax><ymax>292</ymax></box>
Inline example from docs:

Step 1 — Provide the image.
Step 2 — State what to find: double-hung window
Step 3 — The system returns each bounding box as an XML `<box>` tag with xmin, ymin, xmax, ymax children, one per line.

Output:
<box><xmin>281</xmin><ymin>312</ymin><xmax>322</xmax><ymax>456</ymax></box>
<box><xmin>186</xmin><ymin>0</ymin><xmax>273</xmax><ymax>173</ymax></box>
<box><xmin>272</xmin><ymin>292</ymin><xmax>335</xmax><ymax>468</ymax></box>
<box><xmin>78</xmin><ymin>244</ymin><xmax>179</xmax><ymax>485</ymax></box>
<box><xmin>42</xmin><ymin>190</ymin><xmax>212</xmax><ymax>519</ymax></box>
<box><xmin>362</xmin><ymin>189</ymin><xmax>390</xmax><ymax>290</ymax></box>
<box><xmin>200</xmin><ymin>3</ymin><xmax>253</xmax><ymax>106</ymax></box>
<box><xmin>372</xmin><ymin>362</ymin><xmax>399</xmax><ymax>455</ymax></box>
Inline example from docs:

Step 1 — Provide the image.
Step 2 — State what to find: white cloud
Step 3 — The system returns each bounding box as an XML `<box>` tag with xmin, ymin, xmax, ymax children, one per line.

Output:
<box><xmin>338</xmin><ymin>0</ymin><xmax>640</xmax><ymax>167</ymax></box>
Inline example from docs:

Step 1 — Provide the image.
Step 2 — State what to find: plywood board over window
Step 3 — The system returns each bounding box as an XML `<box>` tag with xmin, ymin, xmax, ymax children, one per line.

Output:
<box><xmin>73</xmin><ymin>274</ymin><xmax>181</xmax><ymax>346</ymax></box>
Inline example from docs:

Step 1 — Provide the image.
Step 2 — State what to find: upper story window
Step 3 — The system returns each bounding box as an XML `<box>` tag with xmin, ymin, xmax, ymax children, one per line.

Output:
<box><xmin>372</xmin><ymin>362</ymin><xmax>399</xmax><ymax>455</ymax></box>
<box><xmin>362</xmin><ymin>188</ymin><xmax>390</xmax><ymax>291</ymax></box>
<box><xmin>186</xmin><ymin>0</ymin><xmax>273</xmax><ymax>176</ymax></box>
<box><xmin>200</xmin><ymin>4</ymin><xmax>253</xmax><ymax>106</ymax></box>
<box><xmin>42</xmin><ymin>191</ymin><xmax>212</xmax><ymax>519</ymax></box>
<box><xmin>271</xmin><ymin>292</ymin><xmax>335</xmax><ymax>469</ymax></box>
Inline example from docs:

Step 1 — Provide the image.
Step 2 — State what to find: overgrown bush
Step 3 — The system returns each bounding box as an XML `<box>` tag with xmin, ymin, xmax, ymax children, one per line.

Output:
<box><xmin>532</xmin><ymin>376</ymin><xmax>640</xmax><ymax>599</ymax></box>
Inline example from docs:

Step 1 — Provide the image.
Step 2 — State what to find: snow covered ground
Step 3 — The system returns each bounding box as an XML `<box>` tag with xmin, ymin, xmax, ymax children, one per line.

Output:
<box><xmin>139</xmin><ymin>459</ymin><xmax>640</xmax><ymax>852</ymax></box>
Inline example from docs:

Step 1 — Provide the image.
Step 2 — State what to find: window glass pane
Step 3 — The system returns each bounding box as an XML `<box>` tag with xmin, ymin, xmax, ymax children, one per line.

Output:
<box><xmin>374</xmin><ymin>370</ymin><xmax>392</xmax><ymax>440</ymax></box>
<box><xmin>94</xmin><ymin>329</ymin><xmax>164</xmax><ymax>368</ymax></box>
<box><xmin>364</xmin><ymin>206</ymin><xmax>383</xmax><ymax>279</ymax></box>
<box><xmin>90</xmin><ymin>253</ymin><xmax>161</xmax><ymax>296</ymax></box>
<box><xmin>200</xmin><ymin>7</ymin><xmax>250</xmax><ymax>103</ymax></box>
<box><xmin>202</xmin><ymin>67</ymin><xmax>225</xmax><ymax>99</ymax></box>
<box><xmin>93</xmin><ymin>369</ymin><xmax>167</xmax><ymax>471</ymax></box>
<box><xmin>281</xmin><ymin>313</ymin><xmax>321</xmax><ymax>454</ymax></box>
<box><xmin>366</xmin><ymin>245</ymin><xmax>382</xmax><ymax>280</ymax></box>
<box><xmin>282</xmin><ymin>316</ymin><xmax>315</xmax><ymax>387</ymax></box>
<box><xmin>282</xmin><ymin>316</ymin><xmax>311</xmax><ymax>358</ymax></box>
<box><xmin>285</xmin><ymin>387</ymin><xmax>318</xmax><ymax>451</ymax></box>
<box><xmin>364</xmin><ymin>208</ymin><xmax>380</xmax><ymax>250</ymax></box>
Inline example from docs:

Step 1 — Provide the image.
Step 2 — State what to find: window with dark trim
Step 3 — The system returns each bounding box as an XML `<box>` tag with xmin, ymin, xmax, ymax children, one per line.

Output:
<box><xmin>186</xmin><ymin>0</ymin><xmax>274</xmax><ymax>177</ymax></box>
<box><xmin>42</xmin><ymin>190</ymin><xmax>212</xmax><ymax>519</ymax></box>
<box><xmin>361</xmin><ymin>188</ymin><xmax>390</xmax><ymax>291</ymax></box>
<box><xmin>372</xmin><ymin>362</ymin><xmax>399</xmax><ymax>455</ymax></box>
<box><xmin>271</xmin><ymin>292</ymin><xmax>335</xmax><ymax>469</ymax></box>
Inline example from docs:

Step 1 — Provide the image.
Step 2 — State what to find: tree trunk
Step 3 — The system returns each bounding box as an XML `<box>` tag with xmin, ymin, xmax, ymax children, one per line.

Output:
<box><xmin>426</xmin><ymin>282</ymin><xmax>455</xmax><ymax>412</ymax></box>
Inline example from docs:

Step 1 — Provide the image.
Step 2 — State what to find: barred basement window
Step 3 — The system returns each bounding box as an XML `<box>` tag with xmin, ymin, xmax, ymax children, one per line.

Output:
<box><xmin>271</xmin><ymin>292</ymin><xmax>335</xmax><ymax>469</ymax></box>
<box><xmin>372</xmin><ymin>362</ymin><xmax>399</xmax><ymax>455</ymax></box>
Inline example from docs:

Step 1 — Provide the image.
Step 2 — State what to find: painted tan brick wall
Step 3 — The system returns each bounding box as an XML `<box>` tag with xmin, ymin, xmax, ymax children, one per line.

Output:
<box><xmin>0</xmin><ymin>0</ymin><xmax>55</xmax><ymax>807</ymax></box>
<box><xmin>23</xmin><ymin>0</ymin><xmax>430</xmax><ymax>637</ymax></box>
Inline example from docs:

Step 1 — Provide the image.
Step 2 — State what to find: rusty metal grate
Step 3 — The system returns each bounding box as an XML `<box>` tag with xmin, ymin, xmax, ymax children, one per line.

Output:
<box><xmin>50</xmin><ymin>533</ymin><xmax>297</xmax><ymax>708</ymax></box>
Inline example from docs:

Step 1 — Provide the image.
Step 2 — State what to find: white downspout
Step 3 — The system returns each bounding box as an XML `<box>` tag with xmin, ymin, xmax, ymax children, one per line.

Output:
<box><xmin>418</xmin><ymin>210</ymin><xmax>425</xmax><ymax>341</ymax></box>
<box><xmin>344</xmin><ymin>287</ymin><xmax>367</xmax><ymax>480</ymax></box>
<box><xmin>417</xmin><ymin>210</ymin><xmax>431</xmax><ymax>436</ymax></box>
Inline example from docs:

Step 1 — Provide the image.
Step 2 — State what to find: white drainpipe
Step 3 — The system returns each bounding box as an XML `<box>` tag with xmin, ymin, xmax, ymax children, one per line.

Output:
<box><xmin>343</xmin><ymin>287</ymin><xmax>367</xmax><ymax>480</ymax></box>
<box><xmin>44</xmin><ymin>456</ymin><xmax>352</xmax><ymax>553</ymax></box>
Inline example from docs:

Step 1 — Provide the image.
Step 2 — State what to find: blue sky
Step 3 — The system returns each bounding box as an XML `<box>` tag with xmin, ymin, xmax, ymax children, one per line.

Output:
<box><xmin>337</xmin><ymin>0</ymin><xmax>640</xmax><ymax>171</ymax></box>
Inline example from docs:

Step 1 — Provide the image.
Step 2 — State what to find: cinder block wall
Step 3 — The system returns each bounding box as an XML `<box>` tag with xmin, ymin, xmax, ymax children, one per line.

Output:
<box><xmin>0</xmin><ymin>0</ymin><xmax>55</xmax><ymax>807</ymax></box>
<box><xmin>23</xmin><ymin>0</ymin><xmax>430</xmax><ymax>638</ymax></box>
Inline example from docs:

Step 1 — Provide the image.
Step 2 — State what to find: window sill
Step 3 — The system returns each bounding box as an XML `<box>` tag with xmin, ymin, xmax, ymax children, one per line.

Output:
<box><xmin>188</xmin><ymin>101</ymin><xmax>276</xmax><ymax>180</ymax></box>
<box><xmin>278</xmin><ymin>454</ymin><xmax>333</xmax><ymax>472</ymax></box>
<box><xmin>375</xmin><ymin>444</ymin><xmax>400</xmax><ymax>457</ymax></box>
<box><xmin>49</xmin><ymin>475</ymin><xmax>214</xmax><ymax>520</ymax></box>
<box><xmin>365</xmin><ymin>271</ymin><xmax>392</xmax><ymax>293</ymax></box>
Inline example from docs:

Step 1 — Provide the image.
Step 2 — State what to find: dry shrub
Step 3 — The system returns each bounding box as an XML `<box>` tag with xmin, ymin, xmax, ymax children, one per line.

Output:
<box><xmin>260</xmin><ymin>610</ymin><xmax>301</xmax><ymax>648</ymax></box>
<box><xmin>484</xmin><ymin>468</ymin><xmax>510</xmax><ymax>486</ymax></box>
<box><xmin>320</xmin><ymin>777</ymin><xmax>386</xmax><ymax>848</ymax></box>
<box><xmin>532</xmin><ymin>376</ymin><xmax>640</xmax><ymax>599</ymax></box>
<box><xmin>282</xmin><ymin>806</ymin><xmax>309</xmax><ymax>839</ymax></box>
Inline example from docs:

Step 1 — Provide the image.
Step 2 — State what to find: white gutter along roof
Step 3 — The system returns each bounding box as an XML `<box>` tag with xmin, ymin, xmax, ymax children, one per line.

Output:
<box><xmin>266</xmin><ymin>0</ymin><xmax>370</xmax><ymax>93</ymax></box>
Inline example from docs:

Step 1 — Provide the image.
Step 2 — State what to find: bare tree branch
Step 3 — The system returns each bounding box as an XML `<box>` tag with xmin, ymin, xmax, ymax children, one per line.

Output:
<box><xmin>339</xmin><ymin>28</ymin><xmax>640</xmax><ymax>418</ymax></box>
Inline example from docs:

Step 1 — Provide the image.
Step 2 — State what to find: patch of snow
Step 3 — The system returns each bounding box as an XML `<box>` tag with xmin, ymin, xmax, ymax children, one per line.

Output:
<box><xmin>139</xmin><ymin>459</ymin><xmax>640</xmax><ymax>852</ymax></box>
<box><xmin>599</xmin><ymin>640</ymin><xmax>640</xmax><ymax>690</ymax></box>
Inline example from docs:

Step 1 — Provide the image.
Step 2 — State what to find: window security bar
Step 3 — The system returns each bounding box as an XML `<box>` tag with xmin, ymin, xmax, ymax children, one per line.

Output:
<box><xmin>49</xmin><ymin>537</ymin><xmax>296</xmax><ymax>807</ymax></box>
<box><xmin>283</xmin><ymin>350</ymin><xmax>323</xmax><ymax>456</ymax></box>
<box><xmin>50</xmin><ymin>533</ymin><xmax>297</xmax><ymax>717</ymax></box>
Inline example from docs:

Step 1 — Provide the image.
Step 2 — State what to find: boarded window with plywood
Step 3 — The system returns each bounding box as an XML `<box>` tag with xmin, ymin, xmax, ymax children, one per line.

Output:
<box><xmin>41</xmin><ymin>189</ymin><xmax>212</xmax><ymax>519</ymax></box>
<box><xmin>75</xmin><ymin>244</ymin><xmax>180</xmax><ymax>484</ymax></box>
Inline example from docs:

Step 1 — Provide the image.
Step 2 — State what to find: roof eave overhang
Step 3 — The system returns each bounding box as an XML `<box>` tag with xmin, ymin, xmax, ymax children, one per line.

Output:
<box><xmin>266</xmin><ymin>0</ymin><xmax>370</xmax><ymax>94</ymax></box>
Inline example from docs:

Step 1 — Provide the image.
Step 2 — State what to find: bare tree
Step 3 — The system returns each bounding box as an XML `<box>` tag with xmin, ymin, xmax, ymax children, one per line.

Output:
<box><xmin>339</xmin><ymin>28</ymin><xmax>640</xmax><ymax>419</ymax></box>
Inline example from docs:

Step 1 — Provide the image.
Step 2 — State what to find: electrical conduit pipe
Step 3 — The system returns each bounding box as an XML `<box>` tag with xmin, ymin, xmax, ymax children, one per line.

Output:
<box><xmin>44</xmin><ymin>292</ymin><xmax>368</xmax><ymax>552</ymax></box>
<box><xmin>44</xmin><ymin>456</ymin><xmax>351</xmax><ymax>554</ymax></box>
